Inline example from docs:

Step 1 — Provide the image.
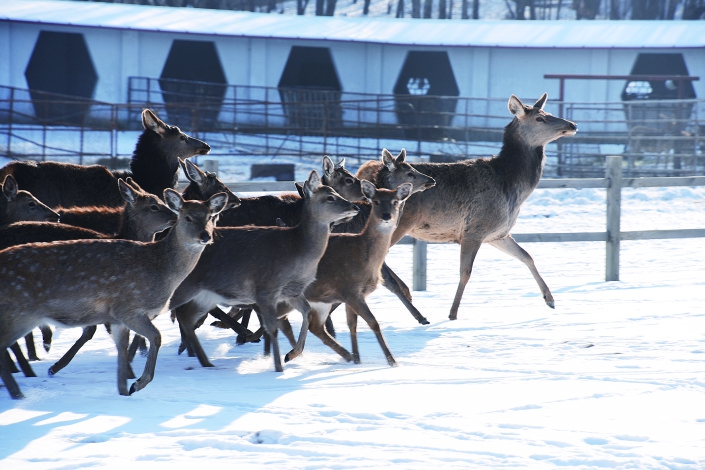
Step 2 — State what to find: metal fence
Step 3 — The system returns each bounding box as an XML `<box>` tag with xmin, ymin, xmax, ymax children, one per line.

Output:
<box><xmin>2</xmin><ymin>81</ymin><xmax>704</xmax><ymax>177</ymax></box>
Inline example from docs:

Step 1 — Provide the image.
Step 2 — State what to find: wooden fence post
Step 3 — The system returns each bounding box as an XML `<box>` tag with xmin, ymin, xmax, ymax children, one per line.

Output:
<box><xmin>605</xmin><ymin>155</ymin><xmax>622</xmax><ymax>281</ymax></box>
<box><xmin>412</xmin><ymin>240</ymin><xmax>427</xmax><ymax>291</ymax></box>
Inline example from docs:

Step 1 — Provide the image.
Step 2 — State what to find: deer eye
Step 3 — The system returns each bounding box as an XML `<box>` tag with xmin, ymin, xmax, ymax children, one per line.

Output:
<box><xmin>150</xmin><ymin>204</ymin><xmax>160</xmax><ymax>211</ymax></box>
<box><xmin>536</xmin><ymin>116</ymin><xmax>546</xmax><ymax>122</ymax></box>
<box><xmin>180</xmin><ymin>135</ymin><xmax>187</xmax><ymax>142</ymax></box>
<box><xmin>185</xmin><ymin>215</ymin><xmax>193</xmax><ymax>223</ymax></box>
<box><xmin>407</xmin><ymin>172</ymin><xmax>416</xmax><ymax>178</ymax></box>
<box><xmin>345</xmin><ymin>178</ymin><xmax>354</xmax><ymax>185</ymax></box>
<box><xmin>326</xmin><ymin>195</ymin><xmax>336</xmax><ymax>202</ymax></box>
<box><xmin>28</xmin><ymin>201</ymin><xmax>36</xmax><ymax>208</ymax></box>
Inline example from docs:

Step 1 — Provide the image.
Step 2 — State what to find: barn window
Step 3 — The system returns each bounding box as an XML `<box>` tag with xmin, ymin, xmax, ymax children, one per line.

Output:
<box><xmin>621</xmin><ymin>53</ymin><xmax>696</xmax><ymax>166</ymax></box>
<box><xmin>24</xmin><ymin>31</ymin><xmax>97</xmax><ymax>125</ymax></box>
<box><xmin>278</xmin><ymin>46</ymin><xmax>342</xmax><ymax>131</ymax></box>
<box><xmin>393</xmin><ymin>51</ymin><xmax>459</xmax><ymax>140</ymax></box>
<box><xmin>159</xmin><ymin>40</ymin><xmax>227</xmax><ymax>130</ymax></box>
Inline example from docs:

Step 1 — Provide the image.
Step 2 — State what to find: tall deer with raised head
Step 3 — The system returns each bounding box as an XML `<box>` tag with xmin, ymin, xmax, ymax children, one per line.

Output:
<box><xmin>357</xmin><ymin>94</ymin><xmax>577</xmax><ymax>320</ymax></box>
<box><xmin>0</xmin><ymin>175</ymin><xmax>59</xmax><ymax>226</ymax></box>
<box><xmin>0</xmin><ymin>109</ymin><xmax>210</xmax><ymax>208</ymax></box>
<box><xmin>0</xmin><ymin>189</ymin><xmax>228</xmax><ymax>399</ymax></box>
<box><xmin>321</xmin><ymin>155</ymin><xmax>364</xmax><ymax>202</ymax></box>
<box><xmin>281</xmin><ymin>180</ymin><xmax>413</xmax><ymax>366</ymax></box>
<box><xmin>169</xmin><ymin>170</ymin><xmax>359</xmax><ymax>373</ymax></box>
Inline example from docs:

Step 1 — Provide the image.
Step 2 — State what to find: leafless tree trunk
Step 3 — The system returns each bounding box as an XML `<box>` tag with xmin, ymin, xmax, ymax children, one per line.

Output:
<box><xmin>363</xmin><ymin>0</ymin><xmax>372</xmax><ymax>14</ymax></box>
<box><xmin>423</xmin><ymin>0</ymin><xmax>433</xmax><ymax>17</ymax></box>
<box><xmin>439</xmin><ymin>0</ymin><xmax>447</xmax><ymax>18</ymax></box>
<box><xmin>325</xmin><ymin>0</ymin><xmax>336</xmax><ymax>15</ymax></box>
<box><xmin>412</xmin><ymin>0</ymin><xmax>421</xmax><ymax>17</ymax></box>
<box><xmin>396</xmin><ymin>0</ymin><xmax>405</xmax><ymax>17</ymax></box>
<box><xmin>473</xmin><ymin>0</ymin><xmax>480</xmax><ymax>18</ymax></box>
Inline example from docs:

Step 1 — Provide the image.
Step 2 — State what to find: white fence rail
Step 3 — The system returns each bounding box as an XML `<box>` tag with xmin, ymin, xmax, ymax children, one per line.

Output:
<box><xmin>218</xmin><ymin>155</ymin><xmax>705</xmax><ymax>290</ymax></box>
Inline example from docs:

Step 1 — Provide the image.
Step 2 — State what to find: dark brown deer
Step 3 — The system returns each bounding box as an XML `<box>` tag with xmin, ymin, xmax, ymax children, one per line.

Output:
<box><xmin>168</xmin><ymin>170</ymin><xmax>359</xmax><ymax>373</ymax></box>
<box><xmin>0</xmin><ymin>109</ymin><xmax>210</xmax><ymax>209</ymax></box>
<box><xmin>357</xmin><ymin>94</ymin><xmax>577</xmax><ymax>320</ymax></box>
<box><xmin>0</xmin><ymin>189</ymin><xmax>228</xmax><ymax>399</ymax></box>
<box><xmin>0</xmin><ymin>174</ymin><xmax>59</xmax><ymax>226</ymax></box>
<box><xmin>281</xmin><ymin>180</ymin><xmax>413</xmax><ymax>366</ymax></box>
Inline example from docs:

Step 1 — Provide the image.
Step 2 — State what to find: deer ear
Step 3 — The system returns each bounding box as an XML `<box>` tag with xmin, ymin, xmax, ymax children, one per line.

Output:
<box><xmin>142</xmin><ymin>109</ymin><xmax>167</xmax><ymax>136</ymax></box>
<box><xmin>208</xmin><ymin>192</ymin><xmax>228</xmax><ymax>215</ymax></box>
<box><xmin>534</xmin><ymin>93</ymin><xmax>548</xmax><ymax>110</ymax></box>
<box><xmin>322</xmin><ymin>155</ymin><xmax>334</xmax><ymax>177</ymax></box>
<box><xmin>508</xmin><ymin>94</ymin><xmax>526</xmax><ymax>117</ymax></box>
<box><xmin>163</xmin><ymin>188</ymin><xmax>184</xmax><ymax>213</ymax></box>
<box><xmin>182</xmin><ymin>159</ymin><xmax>203</xmax><ymax>184</ymax></box>
<box><xmin>382</xmin><ymin>149</ymin><xmax>396</xmax><ymax>170</ymax></box>
<box><xmin>397</xmin><ymin>148</ymin><xmax>407</xmax><ymax>164</ymax></box>
<box><xmin>304</xmin><ymin>170</ymin><xmax>321</xmax><ymax>197</ymax></box>
<box><xmin>2</xmin><ymin>174</ymin><xmax>18</xmax><ymax>201</ymax></box>
<box><xmin>336</xmin><ymin>157</ymin><xmax>346</xmax><ymax>169</ymax></box>
<box><xmin>396</xmin><ymin>182</ymin><xmax>413</xmax><ymax>201</ymax></box>
<box><xmin>118</xmin><ymin>179</ymin><xmax>136</xmax><ymax>206</ymax></box>
<box><xmin>360</xmin><ymin>180</ymin><xmax>376</xmax><ymax>200</ymax></box>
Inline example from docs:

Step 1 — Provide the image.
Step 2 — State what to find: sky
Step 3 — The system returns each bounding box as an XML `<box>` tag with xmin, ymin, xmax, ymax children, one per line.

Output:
<box><xmin>1</xmin><ymin>181</ymin><xmax>704</xmax><ymax>469</ymax></box>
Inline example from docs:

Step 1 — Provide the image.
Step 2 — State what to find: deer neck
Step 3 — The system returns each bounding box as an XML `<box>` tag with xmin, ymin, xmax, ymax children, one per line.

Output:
<box><xmin>295</xmin><ymin>208</ymin><xmax>335</xmax><ymax>261</ymax></box>
<box><xmin>358</xmin><ymin>216</ymin><xmax>395</xmax><ymax>264</ymax></box>
<box><xmin>153</xmin><ymin>223</ymin><xmax>207</xmax><ymax>280</ymax></box>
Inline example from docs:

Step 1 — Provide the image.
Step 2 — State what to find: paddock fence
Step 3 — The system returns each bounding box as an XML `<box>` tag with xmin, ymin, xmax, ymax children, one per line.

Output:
<box><xmin>217</xmin><ymin>156</ymin><xmax>705</xmax><ymax>289</ymax></box>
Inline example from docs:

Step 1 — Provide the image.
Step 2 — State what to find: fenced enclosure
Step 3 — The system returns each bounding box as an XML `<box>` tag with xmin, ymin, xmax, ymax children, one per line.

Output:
<box><xmin>1</xmin><ymin>81</ymin><xmax>704</xmax><ymax>178</ymax></box>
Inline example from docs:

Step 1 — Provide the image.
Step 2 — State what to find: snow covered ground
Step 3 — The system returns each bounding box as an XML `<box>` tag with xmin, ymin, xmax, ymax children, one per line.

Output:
<box><xmin>1</xmin><ymin>181</ymin><xmax>704</xmax><ymax>469</ymax></box>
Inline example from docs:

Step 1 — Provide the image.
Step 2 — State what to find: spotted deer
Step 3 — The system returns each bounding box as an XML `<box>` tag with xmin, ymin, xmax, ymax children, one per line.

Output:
<box><xmin>168</xmin><ymin>170</ymin><xmax>359</xmax><ymax>373</ymax></box>
<box><xmin>0</xmin><ymin>189</ymin><xmax>228</xmax><ymax>399</ymax></box>
<box><xmin>357</xmin><ymin>94</ymin><xmax>577</xmax><ymax>320</ymax></box>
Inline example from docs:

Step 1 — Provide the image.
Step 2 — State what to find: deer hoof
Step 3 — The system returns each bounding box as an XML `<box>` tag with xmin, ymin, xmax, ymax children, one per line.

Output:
<box><xmin>419</xmin><ymin>317</ymin><xmax>430</xmax><ymax>325</ymax></box>
<box><xmin>545</xmin><ymin>298</ymin><xmax>555</xmax><ymax>309</ymax></box>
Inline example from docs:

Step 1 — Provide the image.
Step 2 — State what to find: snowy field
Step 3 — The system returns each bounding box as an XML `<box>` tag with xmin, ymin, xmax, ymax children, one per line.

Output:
<box><xmin>1</xmin><ymin>182</ymin><xmax>704</xmax><ymax>469</ymax></box>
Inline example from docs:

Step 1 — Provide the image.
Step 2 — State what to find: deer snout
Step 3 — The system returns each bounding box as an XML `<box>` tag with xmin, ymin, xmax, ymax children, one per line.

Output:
<box><xmin>381</xmin><ymin>212</ymin><xmax>392</xmax><ymax>221</ymax></box>
<box><xmin>198</xmin><ymin>143</ymin><xmax>211</xmax><ymax>155</ymax></box>
<box><xmin>199</xmin><ymin>230</ymin><xmax>212</xmax><ymax>244</ymax></box>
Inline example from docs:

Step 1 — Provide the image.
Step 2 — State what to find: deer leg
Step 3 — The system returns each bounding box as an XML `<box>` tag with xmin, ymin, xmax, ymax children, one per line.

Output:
<box><xmin>278</xmin><ymin>317</ymin><xmax>297</xmax><ymax>349</ymax></box>
<box><xmin>40</xmin><ymin>325</ymin><xmax>53</xmax><ymax>353</ymax></box>
<box><xmin>175</xmin><ymin>302</ymin><xmax>215</xmax><ymax>368</ymax></box>
<box><xmin>24</xmin><ymin>332</ymin><xmax>40</xmax><ymax>361</ymax></box>
<box><xmin>122</xmin><ymin>316</ymin><xmax>161</xmax><ymax>396</ymax></box>
<box><xmin>111</xmin><ymin>324</ymin><xmax>131</xmax><ymax>396</ymax></box>
<box><xmin>308</xmin><ymin>305</ymin><xmax>354</xmax><ymax>362</ymax></box>
<box><xmin>284</xmin><ymin>295</ymin><xmax>312</xmax><ymax>363</ymax></box>
<box><xmin>48</xmin><ymin>325</ymin><xmax>97</xmax><ymax>376</ymax></box>
<box><xmin>488</xmin><ymin>236</ymin><xmax>555</xmax><ymax>308</ymax></box>
<box><xmin>4</xmin><ymin>349</ymin><xmax>20</xmax><ymax>373</ymax></box>
<box><xmin>0</xmin><ymin>349</ymin><xmax>24</xmax><ymax>399</ymax></box>
<box><xmin>127</xmin><ymin>334</ymin><xmax>147</xmax><ymax>362</ymax></box>
<box><xmin>381</xmin><ymin>262</ymin><xmax>429</xmax><ymax>325</ymax></box>
<box><xmin>449</xmin><ymin>237</ymin><xmax>483</xmax><ymax>321</ymax></box>
<box><xmin>258</xmin><ymin>306</ymin><xmax>283</xmax><ymax>372</ymax></box>
<box><xmin>10</xmin><ymin>342</ymin><xmax>37</xmax><ymax>377</ymax></box>
<box><xmin>209</xmin><ymin>307</ymin><xmax>256</xmax><ymax>340</ymax></box>
<box><xmin>346</xmin><ymin>298</ymin><xmax>396</xmax><ymax>367</ymax></box>
<box><xmin>345</xmin><ymin>304</ymin><xmax>361</xmax><ymax>364</ymax></box>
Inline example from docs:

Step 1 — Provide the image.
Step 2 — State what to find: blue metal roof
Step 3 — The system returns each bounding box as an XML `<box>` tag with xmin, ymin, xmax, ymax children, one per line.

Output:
<box><xmin>1</xmin><ymin>0</ymin><xmax>704</xmax><ymax>49</ymax></box>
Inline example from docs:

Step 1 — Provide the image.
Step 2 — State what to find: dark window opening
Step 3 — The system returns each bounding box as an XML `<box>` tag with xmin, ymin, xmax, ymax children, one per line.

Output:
<box><xmin>159</xmin><ymin>40</ymin><xmax>227</xmax><ymax>129</ymax></box>
<box><xmin>278</xmin><ymin>46</ymin><xmax>342</xmax><ymax>131</ymax></box>
<box><xmin>393</xmin><ymin>51</ymin><xmax>459</xmax><ymax>140</ymax></box>
<box><xmin>24</xmin><ymin>31</ymin><xmax>98</xmax><ymax>125</ymax></box>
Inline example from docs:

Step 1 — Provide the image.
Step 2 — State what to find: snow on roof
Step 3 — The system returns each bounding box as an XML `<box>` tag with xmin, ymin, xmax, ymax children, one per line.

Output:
<box><xmin>1</xmin><ymin>0</ymin><xmax>704</xmax><ymax>49</ymax></box>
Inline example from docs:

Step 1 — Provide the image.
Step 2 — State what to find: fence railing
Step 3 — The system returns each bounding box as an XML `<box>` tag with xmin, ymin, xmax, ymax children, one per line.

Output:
<box><xmin>2</xmin><ymin>83</ymin><xmax>704</xmax><ymax>178</ymax></box>
<box><xmin>217</xmin><ymin>156</ymin><xmax>705</xmax><ymax>290</ymax></box>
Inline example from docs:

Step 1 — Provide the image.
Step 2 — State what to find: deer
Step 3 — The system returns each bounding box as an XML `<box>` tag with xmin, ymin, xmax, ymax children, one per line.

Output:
<box><xmin>168</xmin><ymin>170</ymin><xmax>359</xmax><ymax>373</ymax></box>
<box><xmin>0</xmin><ymin>109</ymin><xmax>210</xmax><ymax>209</ymax></box>
<box><xmin>1</xmin><ymin>178</ymin><xmax>178</xmax><ymax>377</ymax></box>
<box><xmin>357</xmin><ymin>93</ymin><xmax>577</xmax><ymax>320</ymax></box>
<box><xmin>280</xmin><ymin>180</ymin><xmax>413</xmax><ymax>367</ymax></box>
<box><xmin>0</xmin><ymin>189</ymin><xmax>228</xmax><ymax>399</ymax></box>
<box><xmin>1</xmin><ymin>174</ymin><xmax>59</xmax><ymax>226</ymax></box>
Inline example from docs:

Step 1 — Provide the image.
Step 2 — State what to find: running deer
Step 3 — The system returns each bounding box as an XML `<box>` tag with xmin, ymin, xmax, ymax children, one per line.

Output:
<box><xmin>357</xmin><ymin>93</ymin><xmax>577</xmax><ymax>320</ymax></box>
<box><xmin>0</xmin><ymin>109</ymin><xmax>210</xmax><ymax>208</ymax></box>
<box><xmin>280</xmin><ymin>180</ymin><xmax>413</xmax><ymax>366</ymax></box>
<box><xmin>0</xmin><ymin>189</ymin><xmax>228</xmax><ymax>399</ymax></box>
<box><xmin>2</xmin><ymin>178</ymin><xmax>178</xmax><ymax>377</ymax></box>
<box><xmin>168</xmin><ymin>170</ymin><xmax>359</xmax><ymax>373</ymax></box>
<box><xmin>0</xmin><ymin>175</ymin><xmax>59</xmax><ymax>226</ymax></box>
